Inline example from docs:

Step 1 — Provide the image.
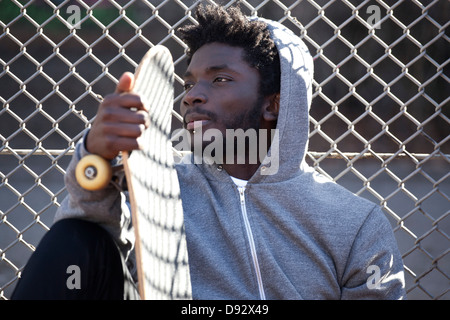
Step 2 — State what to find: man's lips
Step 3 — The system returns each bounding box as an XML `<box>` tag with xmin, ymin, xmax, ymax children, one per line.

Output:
<box><xmin>184</xmin><ymin>113</ymin><xmax>212</xmax><ymax>131</ymax></box>
<box><xmin>186</xmin><ymin>120</ymin><xmax>210</xmax><ymax>131</ymax></box>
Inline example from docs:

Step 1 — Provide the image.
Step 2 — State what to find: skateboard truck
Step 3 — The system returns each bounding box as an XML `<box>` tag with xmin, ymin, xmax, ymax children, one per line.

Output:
<box><xmin>75</xmin><ymin>154</ymin><xmax>112</xmax><ymax>190</ymax></box>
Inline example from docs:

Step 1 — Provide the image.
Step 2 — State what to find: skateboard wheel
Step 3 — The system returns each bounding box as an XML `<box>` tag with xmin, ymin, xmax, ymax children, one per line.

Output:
<box><xmin>75</xmin><ymin>155</ymin><xmax>112</xmax><ymax>191</ymax></box>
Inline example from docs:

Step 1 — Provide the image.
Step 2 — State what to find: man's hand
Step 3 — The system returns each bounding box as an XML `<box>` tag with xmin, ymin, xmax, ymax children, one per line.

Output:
<box><xmin>86</xmin><ymin>72</ymin><xmax>149</xmax><ymax>160</ymax></box>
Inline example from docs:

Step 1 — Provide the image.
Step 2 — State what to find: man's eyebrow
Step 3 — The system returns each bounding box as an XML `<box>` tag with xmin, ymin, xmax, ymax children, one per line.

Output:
<box><xmin>205</xmin><ymin>64</ymin><xmax>229</xmax><ymax>72</ymax></box>
<box><xmin>183</xmin><ymin>64</ymin><xmax>238</xmax><ymax>79</ymax></box>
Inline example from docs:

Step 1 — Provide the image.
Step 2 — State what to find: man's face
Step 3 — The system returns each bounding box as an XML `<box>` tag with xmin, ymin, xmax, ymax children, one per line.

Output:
<box><xmin>180</xmin><ymin>42</ymin><xmax>264</xmax><ymax>143</ymax></box>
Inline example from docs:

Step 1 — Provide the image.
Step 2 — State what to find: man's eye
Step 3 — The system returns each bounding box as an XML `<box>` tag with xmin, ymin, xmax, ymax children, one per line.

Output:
<box><xmin>183</xmin><ymin>83</ymin><xmax>194</xmax><ymax>91</ymax></box>
<box><xmin>214</xmin><ymin>77</ymin><xmax>229</xmax><ymax>83</ymax></box>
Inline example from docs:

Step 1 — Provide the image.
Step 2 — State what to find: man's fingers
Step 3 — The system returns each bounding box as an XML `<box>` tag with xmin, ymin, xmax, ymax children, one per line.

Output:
<box><xmin>103</xmin><ymin>122</ymin><xmax>148</xmax><ymax>138</ymax></box>
<box><xmin>104</xmin><ymin>136</ymin><xmax>145</xmax><ymax>154</ymax></box>
<box><xmin>87</xmin><ymin>73</ymin><xmax>150</xmax><ymax>159</ymax></box>
<box><xmin>100</xmin><ymin>107</ymin><xmax>149</xmax><ymax>127</ymax></box>
<box><xmin>115</xmin><ymin>72</ymin><xmax>135</xmax><ymax>94</ymax></box>
<box><xmin>102</xmin><ymin>93</ymin><xmax>148</xmax><ymax>112</ymax></box>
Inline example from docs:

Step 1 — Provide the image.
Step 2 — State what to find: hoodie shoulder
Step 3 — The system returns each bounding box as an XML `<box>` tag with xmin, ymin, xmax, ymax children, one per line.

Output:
<box><xmin>301</xmin><ymin>168</ymin><xmax>377</xmax><ymax>216</ymax></box>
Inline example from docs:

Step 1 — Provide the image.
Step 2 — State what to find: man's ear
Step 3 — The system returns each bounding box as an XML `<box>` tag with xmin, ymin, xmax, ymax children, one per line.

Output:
<box><xmin>262</xmin><ymin>93</ymin><xmax>280</xmax><ymax>122</ymax></box>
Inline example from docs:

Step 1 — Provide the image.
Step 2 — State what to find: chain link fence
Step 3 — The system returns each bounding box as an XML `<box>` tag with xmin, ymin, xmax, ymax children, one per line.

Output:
<box><xmin>1</xmin><ymin>0</ymin><xmax>448</xmax><ymax>299</ymax></box>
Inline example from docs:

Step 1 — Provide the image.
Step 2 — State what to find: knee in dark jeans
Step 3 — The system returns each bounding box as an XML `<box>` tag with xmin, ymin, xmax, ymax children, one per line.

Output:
<box><xmin>12</xmin><ymin>219</ymin><xmax>135</xmax><ymax>300</ymax></box>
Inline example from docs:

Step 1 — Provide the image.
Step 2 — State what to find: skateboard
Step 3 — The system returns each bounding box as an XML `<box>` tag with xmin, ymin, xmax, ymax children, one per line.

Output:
<box><xmin>75</xmin><ymin>45</ymin><xmax>192</xmax><ymax>300</ymax></box>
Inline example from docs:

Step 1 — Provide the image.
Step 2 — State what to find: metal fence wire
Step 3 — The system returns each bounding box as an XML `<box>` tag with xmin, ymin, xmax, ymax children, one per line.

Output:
<box><xmin>0</xmin><ymin>0</ymin><xmax>449</xmax><ymax>300</ymax></box>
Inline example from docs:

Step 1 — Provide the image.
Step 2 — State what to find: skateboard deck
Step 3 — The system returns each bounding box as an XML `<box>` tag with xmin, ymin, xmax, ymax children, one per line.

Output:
<box><xmin>76</xmin><ymin>45</ymin><xmax>191</xmax><ymax>299</ymax></box>
<box><xmin>123</xmin><ymin>45</ymin><xmax>191</xmax><ymax>300</ymax></box>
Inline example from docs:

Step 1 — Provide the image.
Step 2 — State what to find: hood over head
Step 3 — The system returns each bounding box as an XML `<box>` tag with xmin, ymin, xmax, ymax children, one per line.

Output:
<box><xmin>250</xmin><ymin>17</ymin><xmax>314</xmax><ymax>183</ymax></box>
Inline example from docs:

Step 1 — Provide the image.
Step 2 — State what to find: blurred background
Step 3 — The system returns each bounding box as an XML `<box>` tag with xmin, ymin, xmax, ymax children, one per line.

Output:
<box><xmin>1</xmin><ymin>0</ymin><xmax>449</xmax><ymax>299</ymax></box>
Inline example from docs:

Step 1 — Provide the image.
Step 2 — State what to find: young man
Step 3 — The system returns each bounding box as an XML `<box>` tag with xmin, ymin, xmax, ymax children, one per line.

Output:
<box><xmin>12</xmin><ymin>5</ymin><xmax>405</xmax><ymax>300</ymax></box>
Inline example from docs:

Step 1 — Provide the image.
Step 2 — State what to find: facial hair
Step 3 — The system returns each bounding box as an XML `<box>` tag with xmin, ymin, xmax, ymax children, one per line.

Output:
<box><xmin>185</xmin><ymin>94</ymin><xmax>265</xmax><ymax>164</ymax></box>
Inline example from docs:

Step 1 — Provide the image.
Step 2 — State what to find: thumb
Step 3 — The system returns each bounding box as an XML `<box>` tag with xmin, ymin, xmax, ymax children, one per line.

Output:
<box><xmin>115</xmin><ymin>72</ymin><xmax>135</xmax><ymax>94</ymax></box>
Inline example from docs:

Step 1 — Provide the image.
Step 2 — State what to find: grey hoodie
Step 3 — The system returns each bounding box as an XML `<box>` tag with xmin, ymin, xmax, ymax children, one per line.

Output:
<box><xmin>55</xmin><ymin>18</ymin><xmax>406</xmax><ymax>300</ymax></box>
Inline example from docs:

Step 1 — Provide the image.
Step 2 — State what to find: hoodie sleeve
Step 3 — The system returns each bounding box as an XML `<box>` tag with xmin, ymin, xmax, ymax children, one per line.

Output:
<box><xmin>340</xmin><ymin>206</ymin><xmax>406</xmax><ymax>300</ymax></box>
<box><xmin>54</xmin><ymin>130</ymin><xmax>134</xmax><ymax>257</ymax></box>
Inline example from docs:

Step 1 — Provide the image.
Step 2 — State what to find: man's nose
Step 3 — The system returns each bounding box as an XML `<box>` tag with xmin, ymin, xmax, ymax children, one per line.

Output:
<box><xmin>182</xmin><ymin>83</ymin><xmax>208</xmax><ymax>108</ymax></box>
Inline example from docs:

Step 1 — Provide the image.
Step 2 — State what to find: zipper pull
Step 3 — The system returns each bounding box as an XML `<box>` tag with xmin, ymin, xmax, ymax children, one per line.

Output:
<box><xmin>238</xmin><ymin>187</ymin><xmax>245</xmax><ymax>203</ymax></box>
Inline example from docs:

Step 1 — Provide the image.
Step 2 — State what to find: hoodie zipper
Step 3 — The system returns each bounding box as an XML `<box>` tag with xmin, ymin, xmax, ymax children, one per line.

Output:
<box><xmin>238</xmin><ymin>186</ymin><xmax>266</xmax><ymax>300</ymax></box>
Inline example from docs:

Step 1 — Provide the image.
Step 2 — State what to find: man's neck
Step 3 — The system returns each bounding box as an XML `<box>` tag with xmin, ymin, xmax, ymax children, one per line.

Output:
<box><xmin>222</xmin><ymin>162</ymin><xmax>260</xmax><ymax>181</ymax></box>
<box><xmin>220</xmin><ymin>131</ymin><xmax>273</xmax><ymax>180</ymax></box>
